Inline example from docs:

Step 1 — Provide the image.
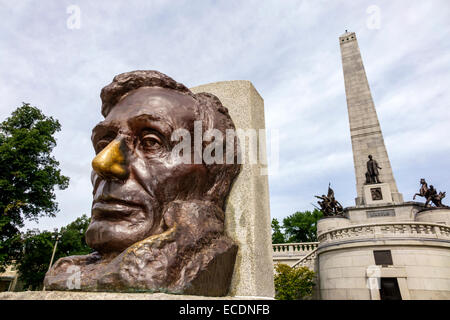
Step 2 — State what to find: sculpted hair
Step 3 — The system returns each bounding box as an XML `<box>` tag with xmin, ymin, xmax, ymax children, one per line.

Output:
<box><xmin>100</xmin><ymin>70</ymin><xmax>241</xmax><ymax>209</ymax></box>
<box><xmin>101</xmin><ymin>70</ymin><xmax>194</xmax><ymax>117</ymax></box>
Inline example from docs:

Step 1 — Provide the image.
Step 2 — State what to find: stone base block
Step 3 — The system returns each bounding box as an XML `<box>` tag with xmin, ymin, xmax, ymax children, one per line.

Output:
<box><xmin>363</xmin><ymin>183</ymin><xmax>392</xmax><ymax>205</ymax></box>
<box><xmin>391</xmin><ymin>192</ymin><xmax>404</xmax><ymax>203</ymax></box>
<box><xmin>190</xmin><ymin>81</ymin><xmax>274</xmax><ymax>298</ymax></box>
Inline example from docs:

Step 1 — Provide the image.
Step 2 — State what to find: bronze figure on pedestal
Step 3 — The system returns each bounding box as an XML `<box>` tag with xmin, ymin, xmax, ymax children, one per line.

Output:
<box><xmin>365</xmin><ymin>155</ymin><xmax>382</xmax><ymax>184</ymax></box>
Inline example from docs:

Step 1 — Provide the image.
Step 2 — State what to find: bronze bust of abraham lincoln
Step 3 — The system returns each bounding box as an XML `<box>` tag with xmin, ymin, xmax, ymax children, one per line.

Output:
<box><xmin>44</xmin><ymin>71</ymin><xmax>241</xmax><ymax>296</ymax></box>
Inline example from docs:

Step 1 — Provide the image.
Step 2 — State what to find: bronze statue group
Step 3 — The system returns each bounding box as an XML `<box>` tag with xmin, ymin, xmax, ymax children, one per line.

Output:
<box><xmin>413</xmin><ymin>178</ymin><xmax>447</xmax><ymax>208</ymax></box>
<box><xmin>314</xmin><ymin>184</ymin><xmax>344</xmax><ymax>217</ymax></box>
<box><xmin>314</xmin><ymin>155</ymin><xmax>447</xmax><ymax>217</ymax></box>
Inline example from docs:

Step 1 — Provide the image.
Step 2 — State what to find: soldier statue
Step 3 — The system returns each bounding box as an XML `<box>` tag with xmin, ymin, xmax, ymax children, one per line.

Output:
<box><xmin>315</xmin><ymin>184</ymin><xmax>344</xmax><ymax>216</ymax></box>
<box><xmin>413</xmin><ymin>178</ymin><xmax>447</xmax><ymax>208</ymax></box>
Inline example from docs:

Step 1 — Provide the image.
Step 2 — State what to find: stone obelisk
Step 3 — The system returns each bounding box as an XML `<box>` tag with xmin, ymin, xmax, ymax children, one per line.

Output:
<box><xmin>339</xmin><ymin>31</ymin><xmax>403</xmax><ymax>206</ymax></box>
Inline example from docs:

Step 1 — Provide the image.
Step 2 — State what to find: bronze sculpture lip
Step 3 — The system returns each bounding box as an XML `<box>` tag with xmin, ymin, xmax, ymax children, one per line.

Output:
<box><xmin>92</xmin><ymin>197</ymin><xmax>144</xmax><ymax>220</ymax></box>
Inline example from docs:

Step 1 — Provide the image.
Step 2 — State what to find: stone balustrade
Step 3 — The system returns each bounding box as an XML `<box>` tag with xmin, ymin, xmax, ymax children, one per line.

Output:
<box><xmin>292</xmin><ymin>248</ymin><xmax>318</xmax><ymax>269</ymax></box>
<box><xmin>272</xmin><ymin>242</ymin><xmax>319</xmax><ymax>257</ymax></box>
<box><xmin>318</xmin><ymin>222</ymin><xmax>450</xmax><ymax>244</ymax></box>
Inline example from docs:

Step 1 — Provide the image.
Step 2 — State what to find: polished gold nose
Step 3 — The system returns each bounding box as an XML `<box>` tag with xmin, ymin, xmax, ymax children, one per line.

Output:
<box><xmin>92</xmin><ymin>139</ymin><xmax>129</xmax><ymax>180</ymax></box>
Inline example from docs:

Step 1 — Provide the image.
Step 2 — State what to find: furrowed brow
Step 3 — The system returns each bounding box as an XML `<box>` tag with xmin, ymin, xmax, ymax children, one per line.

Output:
<box><xmin>91</xmin><ymin>122</ymin><xmax>118</xmax><ymax>142</ymax></box>
<box><xmin>127</xmin><ymin>114</ymin><xmax>173</xmax><ymax>137</ymax></box>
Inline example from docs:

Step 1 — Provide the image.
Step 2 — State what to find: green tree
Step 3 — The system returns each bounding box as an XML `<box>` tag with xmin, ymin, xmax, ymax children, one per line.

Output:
<box><xmin>18</xmin><ymin>229</ymin><xmax>57</xmax><ymax>290</ymax></box>
<box><xmin>282</xmin><ymin>209</ymin><xmax>323</xmax><ymax>243</ymax></box>
<box><xmin>0</xmin><ymin>103</ymin><xmax>69</xmax><ymax>271</ymax></box>
<box><xmin>56</xmin><ymin>214</ymin><xmax>91</xmax><ymax>257</ymax></box>
<box><xmin>271</xmin><ymin>218</ymin><xmax>285</xmax><ymax>244</ymax></box>
<box><xmin>274</xmin><ymin>263</ymin><xmax>315</xmax><ymax>300</ymax></box>
<box><xmin>16</xmin><ymin>214</ymin><xmax>92</xmax><ymax>290</ymax></box>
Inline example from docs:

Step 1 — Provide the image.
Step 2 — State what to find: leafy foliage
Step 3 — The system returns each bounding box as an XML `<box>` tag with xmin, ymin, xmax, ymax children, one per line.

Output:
<box><xmin>271</xmin><ymin>218</ymin><xmax>286</xmax><ymax>244</ymax></box>
<box><xmin>274</xmin><ymin>263</ymin><xmax>315</xmax><ymax>300</ymax></box>
<box><xmin>16</xmin><ymin>215</ymin><xmax>92</xmax><ymax>290</ymax></box>
<box><xmin>0</xmin><ymin>103</ymin><xmax>69</xmax><ymax>270</ymax></box>
<box><xmin>57</xmin><ymin>214</ymin><xmax>92</xmax><ymax>256</ymax></box>
<box><xmin>271</xmin><ymin>209</ymin><xmax>323</xmax><ymax>243</ymax></box>
<box><xmin>18</xmin><ymin>229</ymin><xmax>56</xmax><ymax>290</ymax></box>
<box><xmin>283</xmin><ymin>209</ymin><xmax>323</xmax><ymax>242</ymax></box>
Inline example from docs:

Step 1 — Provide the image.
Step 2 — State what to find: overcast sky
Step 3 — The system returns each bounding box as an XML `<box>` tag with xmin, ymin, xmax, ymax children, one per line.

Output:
<box><xmin>1</xmin><ymin>0</ymin><xmax>449</xmax><ymax>232</ymax></box>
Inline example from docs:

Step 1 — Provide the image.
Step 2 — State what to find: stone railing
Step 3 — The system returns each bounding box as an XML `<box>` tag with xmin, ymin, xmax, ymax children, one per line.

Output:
<box><xmin>318</xmin><ymin>222</ymin><xmax>450</xmax><ymax>244</ymax></box>
<box><xmin>292</xmin><ymin>248</ymin><xmax>318</xmax><ymax>269</ymax></box>
<box><xmin>272</xmin><ymin>242</ymin><xmax>319</xmax><ymax>257</ymax></box>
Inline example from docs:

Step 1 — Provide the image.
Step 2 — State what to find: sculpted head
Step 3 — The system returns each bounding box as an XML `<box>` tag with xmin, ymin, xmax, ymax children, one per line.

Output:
<box><xmin>85</xmin><ymin>70</ymin><xmax>240</xmax><ymax>254</ymax></box>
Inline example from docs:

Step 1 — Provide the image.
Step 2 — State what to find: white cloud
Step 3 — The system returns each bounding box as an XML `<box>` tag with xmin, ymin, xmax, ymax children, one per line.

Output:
<box><xmin>0</xmin><ymin>0</ymin><xmax>449</xmax><ymax>230</ymax></box>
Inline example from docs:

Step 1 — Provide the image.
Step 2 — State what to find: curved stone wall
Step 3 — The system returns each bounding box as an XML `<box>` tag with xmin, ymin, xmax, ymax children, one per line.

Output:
<box><xmin>318</xmin><ymin>222</ymin><xmax>450</xmax><ymax>244</ymax></box>
<box><xmin>317</xmin><ymin>222</ymin><xmax>450</xmax><ymax>300</ymax></box>
<box><xmin>317</xmin><ymin>217</ymin><xmax>351</xmax><ymax>237</ymax></box>
<box><xmin>415</xmin><ymin>208</ymin><xmax>450</xmax><ymax>225</ymax></box>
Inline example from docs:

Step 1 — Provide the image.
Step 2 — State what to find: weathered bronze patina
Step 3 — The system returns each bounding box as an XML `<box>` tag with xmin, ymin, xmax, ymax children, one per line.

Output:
<box><xmin>413</xmin><ymin>178</ymin><xmax>447</xmax><ymax>208</ymax></box>
<box><xmin>365</xmin><ymin>155</ymin><xmax>382</xmax><ymax>184</ymax></box>
<box><xmin>44</xmin><ymin>71</ymin><xmax>241</xmax><ymax>296</ymax></box>
<box><xmin>315</xmin><ymin>184</ymin><xmax>344</xmax><ymax>216</ymax></box>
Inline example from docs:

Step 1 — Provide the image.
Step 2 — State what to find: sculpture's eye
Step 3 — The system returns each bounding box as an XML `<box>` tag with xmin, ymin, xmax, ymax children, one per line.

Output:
<box><xmin>140</xmin><ymin>132</ymin><xmax>162</xmax><ymax>152</ymax></box>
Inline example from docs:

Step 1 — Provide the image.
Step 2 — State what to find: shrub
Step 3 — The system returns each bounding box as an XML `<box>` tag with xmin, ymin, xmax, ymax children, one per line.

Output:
<box><xmin>274</xmin><ymin>263</ymin><xmax>315</xmax><ymax>300</ymax></box>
